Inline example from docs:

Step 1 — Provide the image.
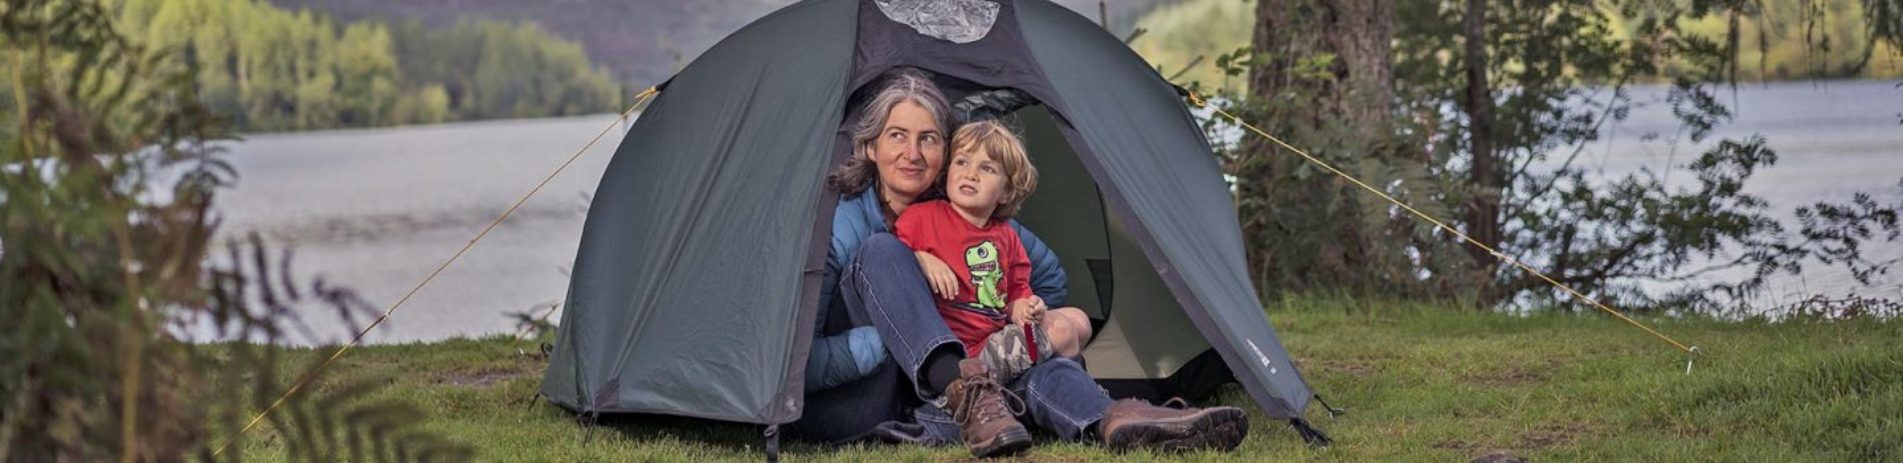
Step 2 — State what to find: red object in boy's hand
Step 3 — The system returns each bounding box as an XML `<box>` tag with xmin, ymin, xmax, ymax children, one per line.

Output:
<box><xmin>1022</xmin><ymin>322</ymin><xmax>1040</xmax><ymax>363</ymax></box>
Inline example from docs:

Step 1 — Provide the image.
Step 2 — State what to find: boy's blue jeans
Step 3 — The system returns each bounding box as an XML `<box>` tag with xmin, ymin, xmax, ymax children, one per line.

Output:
<box><xmin>795</xmin><ymin>234</ymin><xmax>1111</xmax><ymax>444</ymax></box>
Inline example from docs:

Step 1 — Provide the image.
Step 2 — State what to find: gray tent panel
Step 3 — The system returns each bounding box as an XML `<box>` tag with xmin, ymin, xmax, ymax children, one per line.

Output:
<box><xmin>1015</xmin><ymin>0</ymin><xmax>1314</xmax><ymax>418</ymax></box>
<box><xmin>1011</xmin><ymin>106</ymin><xmax>1109</xmax><ymax>319</ymax></box>
<box><xmin>539</xmin><ymin>0</ymin><xmax>858</xmax><ymax>424</ymax></box>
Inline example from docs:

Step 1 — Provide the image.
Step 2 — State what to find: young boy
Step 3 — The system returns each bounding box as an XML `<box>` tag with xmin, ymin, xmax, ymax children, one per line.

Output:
<box><xmin>894</xmin><ymin>119</ymin><xmax>1053</xmax><ymax>386</ymax></box>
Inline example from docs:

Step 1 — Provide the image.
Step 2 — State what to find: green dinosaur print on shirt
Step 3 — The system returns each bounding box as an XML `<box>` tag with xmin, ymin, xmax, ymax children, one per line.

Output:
<box><xmin>964</xmin><ymin>240</ymin><xmax>1005</xmax><ymax>311</ymax></box>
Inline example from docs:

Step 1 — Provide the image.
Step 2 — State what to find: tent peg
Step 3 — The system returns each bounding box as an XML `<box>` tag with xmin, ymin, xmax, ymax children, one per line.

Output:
<box><xmin>522</xmin><ymin>391</ymin><xmax>543</xmax><ymax>411</ymax></box>
<box><xmin>1314</xmin><ymin>394</ymin><xmax>1346</xmax><ymax>420</ymax></box>
<box><xmin>763</xmin><ymin>424</ymin><xmax>781</xmax><ymax>463</ymax></box>
<box><xmin>1684</xmin><ymin>346</ymin><xmax>1701</xmax><ymax>375</ymax></box>
<box><xmin>578</xmin><ymin>411</ymin><xmax>600</xmax><ymax>444</ymax></box>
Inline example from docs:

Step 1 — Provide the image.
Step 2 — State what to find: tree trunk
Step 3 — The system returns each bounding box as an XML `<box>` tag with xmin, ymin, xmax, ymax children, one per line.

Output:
<box><xmin>1241</xmin><ymin>0</ymin><xmax>1394</xmax><ymax>292</ymax></box>
<box><xmin>1461</xmin><ymin>0</ymin><xmax>1501</xmax><ymax>286</ymax></box>
<box><xmin>1249</xmin><ymin>0</ymin><xmax>1393</xmax><ymax>125</ymax></box>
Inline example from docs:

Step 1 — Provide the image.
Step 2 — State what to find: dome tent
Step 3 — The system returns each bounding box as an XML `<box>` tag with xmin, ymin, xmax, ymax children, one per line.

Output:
<box><xmin>539</xmin><ymin>0</ymin><xmax>1330</xmax><ymax>449</ymax></box>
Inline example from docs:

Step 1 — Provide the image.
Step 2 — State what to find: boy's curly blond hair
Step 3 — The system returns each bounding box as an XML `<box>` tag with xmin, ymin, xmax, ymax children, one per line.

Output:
<box><xmin>951</xmin><ymin>120</ymin><xmax>1038</xmax><ymax>219</ymax></box>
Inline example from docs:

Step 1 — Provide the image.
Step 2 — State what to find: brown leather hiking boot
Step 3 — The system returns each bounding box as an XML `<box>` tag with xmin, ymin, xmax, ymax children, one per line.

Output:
<box><xmin>1099</xmin><ymin>398</ymin><xmax>1249</xmax><ymax>453</ymax></box>
<box><xmin>942</xmin><ymin>358</ymin><xmax>1031</xmax><ymax>458</ymax></box>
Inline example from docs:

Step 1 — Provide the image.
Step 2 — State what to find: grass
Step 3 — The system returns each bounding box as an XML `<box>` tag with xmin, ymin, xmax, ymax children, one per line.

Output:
<box><xmin>235</xmin><ymin>296</ymin><xmax>1903</xmax><ymax>461</ymax></box>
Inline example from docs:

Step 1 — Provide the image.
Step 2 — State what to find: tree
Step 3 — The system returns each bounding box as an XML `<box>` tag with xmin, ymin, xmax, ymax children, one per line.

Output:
<box><xmin>1459</xmin><ymin>0</ymin><xmax>1498</xmax><ymax>290</ymax></box>
<box><xmin>336</xmin><ymin>22</ymin><xmax>400</xmax><ymax>126</ymax></box>
<box><xmin>1252</xmin><ymin>0</ymin><xmax>1392</xmax><ymax>126</ymax></box>
<box><xmin>1211</xmin><ymin>0</ymin><xmax>1903</xmax><ymax>309</ymax></box>
<box><xmin>1222</xmin><ymin>0</ymin><xmax>1455</xmax><ymax>296</ymax></box>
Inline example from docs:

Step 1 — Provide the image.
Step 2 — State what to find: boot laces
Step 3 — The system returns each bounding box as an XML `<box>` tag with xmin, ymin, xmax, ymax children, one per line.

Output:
<box><xmin>953</xmin><ymin>375</ymin><xmax>1025</xmax><ymax>426</ymax></box>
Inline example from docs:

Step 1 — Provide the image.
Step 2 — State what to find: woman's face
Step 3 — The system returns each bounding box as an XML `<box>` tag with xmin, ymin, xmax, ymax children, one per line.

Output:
<box><xmin>870</xmin><ymin>100</ymin><xmax>945</xmax><ymax>204</ymax></box>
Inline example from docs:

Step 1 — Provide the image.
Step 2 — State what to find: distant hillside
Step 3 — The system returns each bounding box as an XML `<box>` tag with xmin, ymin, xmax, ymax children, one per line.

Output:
<box><xmin>267</xmin><ymin>0</ymin><xmax>1177</xmax><ymax>86</ymax></box>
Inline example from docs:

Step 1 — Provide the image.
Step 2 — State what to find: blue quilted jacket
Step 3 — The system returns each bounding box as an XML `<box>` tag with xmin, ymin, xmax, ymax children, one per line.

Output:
<box><xmin>805</xmin><ymin>185</ymin><xmax>1068</xmax><ymax>392</ymax></box>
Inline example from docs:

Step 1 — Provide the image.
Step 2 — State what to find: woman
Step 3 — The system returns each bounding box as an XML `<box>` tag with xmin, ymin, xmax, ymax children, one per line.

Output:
<box><xmin>793</xmin><ymin>68</ymin><xmax>1246</xmax><ymax>457</ymax></box>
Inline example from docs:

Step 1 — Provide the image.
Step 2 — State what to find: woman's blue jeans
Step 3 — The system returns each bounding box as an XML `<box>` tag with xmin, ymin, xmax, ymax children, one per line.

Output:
<box><xmin>794</xmin><ymin>234</ymin><xmax>1111</xmax><ymax>444</ymax></box>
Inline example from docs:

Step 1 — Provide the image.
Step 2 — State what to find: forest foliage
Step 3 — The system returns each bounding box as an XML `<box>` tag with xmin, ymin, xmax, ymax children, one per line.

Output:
<box><xmin>110</xmin><ymin>0</ymin><xmax>623</xmax><ymax>132</ymax></box>
<box><xmin>1137</xmin><ymin>0</ymin><xmax>1903</xmax><ymax>94</ymax></box>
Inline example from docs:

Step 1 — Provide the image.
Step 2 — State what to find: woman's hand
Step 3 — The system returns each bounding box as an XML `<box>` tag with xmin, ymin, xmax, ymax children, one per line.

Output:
<box><xmin>915</xmin><ymin>251</ymin><xmax>960</xmax><ymax>300</ymax></box>
<box><xmin>1008</xmin><ymin>296</ymin><xmax>1047</xmax><ymax>325</ymax></box>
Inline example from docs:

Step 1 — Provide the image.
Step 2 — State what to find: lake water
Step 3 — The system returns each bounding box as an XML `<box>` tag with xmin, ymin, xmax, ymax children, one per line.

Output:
<box><xmin>214</xmin><ymin>80</ymin><xmax>1902</xmax><ymax>345</ymax></box>
<box><xmin>215</xmin><ymin>116</ymin><xmax>624</xmax><ymax>345</ymax></box>
<box><xmin>1559</xmin><ymin>80</ymin><xmax>1903</xmax><ymax>312</ymax></box>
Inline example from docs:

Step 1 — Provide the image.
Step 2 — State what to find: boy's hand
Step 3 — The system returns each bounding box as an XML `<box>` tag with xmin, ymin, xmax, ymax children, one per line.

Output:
<box><xmin>915</xmin><ymin>251</ymin><xmax>959</xmax><ymax>300</ymax></box>
<box><xmin>1008</xmin><ymin>296</ymin><xmax>1046</xmax><ymax>325</ymax></box>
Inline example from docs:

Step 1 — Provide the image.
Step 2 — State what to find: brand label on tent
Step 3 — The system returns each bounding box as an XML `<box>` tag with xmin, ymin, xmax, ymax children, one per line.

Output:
<box><xmin>874</xmin><ymin>0</ymin><xmax>999</xmax><ymax>44</ymax></box>
<box><xmin>1247</xmin><ymin>339</ymin><xmax>1277</xmax><ymax>375</ymax></box>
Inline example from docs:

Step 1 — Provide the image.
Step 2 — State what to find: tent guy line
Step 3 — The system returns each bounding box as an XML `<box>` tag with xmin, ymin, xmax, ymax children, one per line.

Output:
<box><xmin>1184</xmin><ymin>89</ymin><xmax>1702</xmax><ymax>365</ymax></box>
<box><xmin>209</xmin><ymin>87</ymin><xmax>660</xmax><ymax>457</ymax></box>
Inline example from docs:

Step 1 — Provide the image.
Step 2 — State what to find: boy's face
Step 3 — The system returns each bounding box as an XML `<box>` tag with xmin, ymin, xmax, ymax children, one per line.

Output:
<box><xmin>946</xmin><ymin>147</ymin><xmax>1009</xmax><ymax>218</ymax></box>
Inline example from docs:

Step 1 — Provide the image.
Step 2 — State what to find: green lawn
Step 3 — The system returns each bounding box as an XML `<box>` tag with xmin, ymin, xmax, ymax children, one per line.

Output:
<box><xmin>235</xmin><ymin>297</ymin><xmax>1902</xmax><ymax>461</ymax></box>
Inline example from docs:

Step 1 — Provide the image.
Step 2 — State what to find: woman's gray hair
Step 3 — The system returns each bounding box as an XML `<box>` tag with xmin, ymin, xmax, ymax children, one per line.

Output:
<box><xmin>827</xmin><ymin>67</ymin><xmax>953</xmax><ymax>196</ymax></box>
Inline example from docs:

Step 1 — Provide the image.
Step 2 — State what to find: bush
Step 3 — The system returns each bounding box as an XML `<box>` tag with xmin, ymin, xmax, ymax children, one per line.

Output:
<box><xmin>1</xmin><ymin>0</ymin><xmax>467</xmax><ymax>459</ymax></box>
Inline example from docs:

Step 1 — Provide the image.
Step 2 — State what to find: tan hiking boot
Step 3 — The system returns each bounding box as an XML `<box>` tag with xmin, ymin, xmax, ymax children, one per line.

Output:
<box><xmin>943</xmin><ymin>358</ymin><xmax>1031</xmax><ymax>458</ymax></box>
<box><xmin>1099</xmin><ymin>398</ymin><xmax>1249</xmax><ymax>453</ymax></box>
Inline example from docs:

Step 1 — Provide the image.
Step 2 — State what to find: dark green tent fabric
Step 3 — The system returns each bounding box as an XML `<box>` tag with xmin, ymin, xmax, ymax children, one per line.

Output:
<box><xmin>540</xmin><ymin>0</ymin><xmax>856</xmax><ymax>424</ymax></box>
<box><xmin>541</xmin><ymin>0</ymin><xmax>1324</xmax><ymax>438</ymax></box>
